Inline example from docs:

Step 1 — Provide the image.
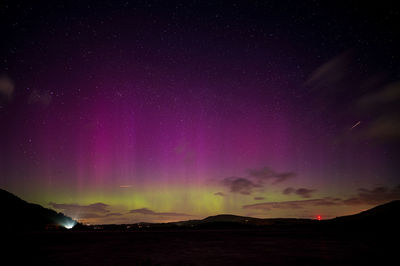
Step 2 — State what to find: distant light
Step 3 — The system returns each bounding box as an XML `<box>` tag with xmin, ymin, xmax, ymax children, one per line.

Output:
<box><xmin>317</xmin><ymin>215</ymin><xmax>322</xmax><ymax>221</ymax></box>
<box><xmin>62</xmin><ymin>221</ymin><xmax>77</xmax><ymax>229</ymax></box>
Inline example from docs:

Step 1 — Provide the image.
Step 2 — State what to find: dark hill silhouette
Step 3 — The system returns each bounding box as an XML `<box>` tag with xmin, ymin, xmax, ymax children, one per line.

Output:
<box><xmin>172</xmin><ymin>214</ymin><xmax>260</xmax><ymax>227</ymax></box>
<box><xmin>202</xmin><ymin>214</ymin><xmax>257</xmax><ymax>223</ymax></box>
<box><xmin>0</xmin><ymin>188</ymin><xmax>78</xmax><ymax>231</ymax></box>
<box><xmin>202</xmin><ymin>214</ymin><xmax>313</xmax><ymax>225</ymax></box>
<box><xmin>170</xmin><ymin>214</ymin><xmax>316</xmax><ymax>229</ymax></box>
<box><xmin>198</xmin><ymin>201</ymin><xmax>400</xmax><ymax>227</ymax></box>
<box><xmin>326</xmin><ymin>200</ymin><xmax>400</xmax><ymax>230</ymax></box>
<box><xmin>333</xmin><ymin>200</ymin><xmax>400</xmax><ymax>221</ymax></box>
<box><xmin>168</xmin><ymin>201</ymin><xmax>400</xmax><ymax>230</ymax></box>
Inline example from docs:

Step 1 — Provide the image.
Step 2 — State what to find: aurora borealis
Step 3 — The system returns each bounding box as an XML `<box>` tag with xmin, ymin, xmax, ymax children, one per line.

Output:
<box><xmin>1</xmin><ymin>1</ymin><xmax>400</xmax><ymax>224</ymax></box>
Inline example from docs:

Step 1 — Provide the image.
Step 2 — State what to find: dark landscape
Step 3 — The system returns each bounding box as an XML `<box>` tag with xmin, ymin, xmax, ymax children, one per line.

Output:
<box><xmin>7</xmin><ymin>228</ymin><xmax>396</xmax><ymax>266</ymax></box>
<box><xmin>2</xmin><ymin>188</ymin><xmax>399</xmax><ymax>265</ymax></box>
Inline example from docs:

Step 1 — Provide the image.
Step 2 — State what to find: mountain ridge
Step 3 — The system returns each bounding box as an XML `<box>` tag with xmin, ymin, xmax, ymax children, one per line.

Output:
<box><xmin>0</xmin><ymin>188</ymin><xmax>78</xmax><ymax>231</ymax></box>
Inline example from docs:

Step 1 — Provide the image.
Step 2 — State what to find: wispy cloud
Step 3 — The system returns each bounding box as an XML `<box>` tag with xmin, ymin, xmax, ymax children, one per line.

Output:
<box><xmin>243</xmin><ymin>185</ymin><xmax>400</xmax><ymax>211</ymax></box>
<box><xmin>357</xmin><ymin>81</ymin><xmax>400</xmax><ymax>108</ymax></box>
<box><xmin>305</xmin><ymin>50</ymin><xmax>353</xmax><ymax>90</ymax></box>
<box><xmin>357</xmin><ymin>80</ymin><xmax>400</xmax><ymax>140</ymax></box>
<box><xmin>364</xmin><ymin>115</ymin><xmax>400</xmax><ymax>141</ymax></box>
<box><xmin>283</xmin><ymin>187</ymin><xmax>316</xmax><ymax>198</ymax></box>
<box><xmin>0</xmin><ymin>74</ymin><xmax>14</xmax><ymax>101</ymax></box>
<box><xmin>243</xmin><ymin>198</ymin><xmax>341</xmax><ymax>211</ymax></box>
<box><xmin>247</xmin><ymin>167</ymin><xmax>295</xmax><ymax>184</ymax></box>
<box><xmin>129</xmin><ymin>208</ymin><xmax>190</xmax><ymax>217</ymax></box>
<box><xmin>305</xmin><ymin>50</ymin><xmax>400</xmax><ymax>142</ymax></box>
<box><xmin>49</xmin><ymin>202</ymin><xmax>110</xmax><ymax>213</ymax></box>
<box><xmin>48</xmin><ymin>202</ymin><xmax>123</xmax><ymax>220</ymax></box>
<box><xmin>222</xmin><ymin>177</ymin><xmax>261</xmax><ymax>195</ymax></box>
<box><xmin>342</xmin><ymin>185</ymin><xmax>400</xmax><ymax>205</ymax></box>
<box><xmin>221</xmin><ymin>166</ymin><xmax>295</xmax><ymax>195</ymax></box>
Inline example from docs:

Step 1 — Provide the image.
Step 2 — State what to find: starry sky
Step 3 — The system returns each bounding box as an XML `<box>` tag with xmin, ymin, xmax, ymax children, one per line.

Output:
<box><xmin>1</xmin><ymin>1</ymin><xmax>400</xmax><ymax>224</ymax></box>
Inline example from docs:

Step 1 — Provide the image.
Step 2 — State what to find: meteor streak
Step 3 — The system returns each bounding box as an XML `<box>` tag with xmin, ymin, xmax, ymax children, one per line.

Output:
<box><xmin>350</xmin><ymin>121</ymin><xmax>361</xmax><ymax>130</ymax></box>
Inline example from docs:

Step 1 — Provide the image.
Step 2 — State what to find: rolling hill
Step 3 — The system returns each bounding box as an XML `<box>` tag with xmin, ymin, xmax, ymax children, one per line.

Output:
<box><xmin>327</xmin><ymin>200</ymin><xmax>400</xmax><ymax>230</ymax></box>
<box><xmin>0</xmin><ymin>188</ymin><xmax>77</xmax><ymax>231</ymax></box>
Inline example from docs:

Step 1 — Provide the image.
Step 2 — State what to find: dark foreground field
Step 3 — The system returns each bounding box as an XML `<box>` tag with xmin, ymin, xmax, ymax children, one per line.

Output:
<box><xmin>2</xmin><ymin>190</ymin><xmax>398</xmax><ymax>265</ymax></box>
<box><xmin>4</xmin><ymin>228</ymin><xmax>395</xmax><ymax>266</ymax></box>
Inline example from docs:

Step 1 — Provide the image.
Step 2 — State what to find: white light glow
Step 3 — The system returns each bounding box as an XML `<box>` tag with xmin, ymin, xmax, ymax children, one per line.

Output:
<box><xmin>62</xmin><ymin>221</ymin><xmax>77</xmax><ymax>229</ymax></box>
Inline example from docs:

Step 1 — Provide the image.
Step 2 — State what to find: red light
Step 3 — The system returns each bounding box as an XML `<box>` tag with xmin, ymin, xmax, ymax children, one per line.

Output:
<box><xmin>317</xmin><ymin>215</ymin><xmax>321</xmax><ymax>221</ymax></box>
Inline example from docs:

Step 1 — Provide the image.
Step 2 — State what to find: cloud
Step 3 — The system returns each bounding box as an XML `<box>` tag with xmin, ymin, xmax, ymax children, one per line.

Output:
<box><xmin>129</xmin><ymin>208</ymin><xmax>154</xmax><ymax>215</ymax></box>
<box><xmin>282</xmin><ymin>187</ymin><xmax>295</xmax><ymax>195</ymax></box>
<box><xmin>247</xmin><ymin>167</ymin><xmax>295</xmax><ymax>184</ymax></box>
<box><xmin>60</xmin><ymin>211</ymin><xmax>123</xmax><ymax>219</ymax></box>
<box><xmin>254</xmin><ymin>197</ymin><xmax>265</xmax><ymax>200</ymax></box>
<box><xmin>28</xmin><ymin>90</ymin><xmax>52</xmax><ymax>105</ymax></box>
<box><xmin>72</xmin><ymin>213</ymin><xmax>103</xmax><ymax>219</ymax></box>
<box><xmin>49</xmin><ymin>202</ymin><xmax>125</xmax><ymax>221</ymax></box>
<box><xmin>283</xmin><ymin>187</ymin><xmax>316</xmax><ymax>198</ymax></box>
<box><xmin>342</xmin><ymin>185</ymin><xmax>400</xmax><ymax>205</ymax></box>
<box><xmin>129</xmin><ymin>208</ymin><xmax>190</xmax><ymax>217</ymax></box>
<box><xmin>104</xmin><ymin>212</ymin><xmax>123</xmax><ymax>217</ymax></box>
<box><xmin>365</xmin><ymin>115</ymin><xmax>400</xmax><ymax>141</ymax></box>
<box><xmin>214</xmin><ymin>192</ymin><xmax>226</xmax><ymax>197</ymax></box>
<box><xmin>48</xmin><ymin>202</ymin><xmax>119</xmax><ymax>221</ymax></box>
<box><xmin>305</xmin><ymin>50</ymin><xmax>353</xmax><ymax>89</ymax></box>
<box><xmin>357</xmin><ymin>81</ymin><xmax>400</xmax><ymax>108</ymax></box>
<box><xmin>243</xmin><ymin>198</ymin><xmax>341</xmax><ymax>211</ymax></box>
<box><xmin>221</xmin><ymin>166</ymin><xmax>295</xmax><ymax>195</ymax></box>
<box><xmin>304</xmin><ymin>49</ymin><xmax>400</xmax><ymax>143</ymax></box>
<box><xmin>243</xmin><ymin>185</ymin><xmax>400</xmax><ymax>211</ymax></box>
<box><xmin>0</xmin><ymin>74</ymin><xmax>14</xmax><ymax>100</ymax></box>
<box><xmin>355</xmin><ymin>80</ymin><xmax>400</xmax><ymax>141</ymax></box>
<box><xmin>222</xmin><ymin>177</ymin><xmax>260</xmax><ymax>195</ymax></box>
<box><xmin>49</xmin><ymin>202</ymin><xmax>110</xmax><ymax>213</ymax></box>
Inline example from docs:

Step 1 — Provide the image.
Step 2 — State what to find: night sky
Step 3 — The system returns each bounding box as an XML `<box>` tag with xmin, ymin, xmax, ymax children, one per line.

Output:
<box><xmin>1</xmin><ymin>1</ymin><xmax>400</xmax><ymax>224</ymax></box>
